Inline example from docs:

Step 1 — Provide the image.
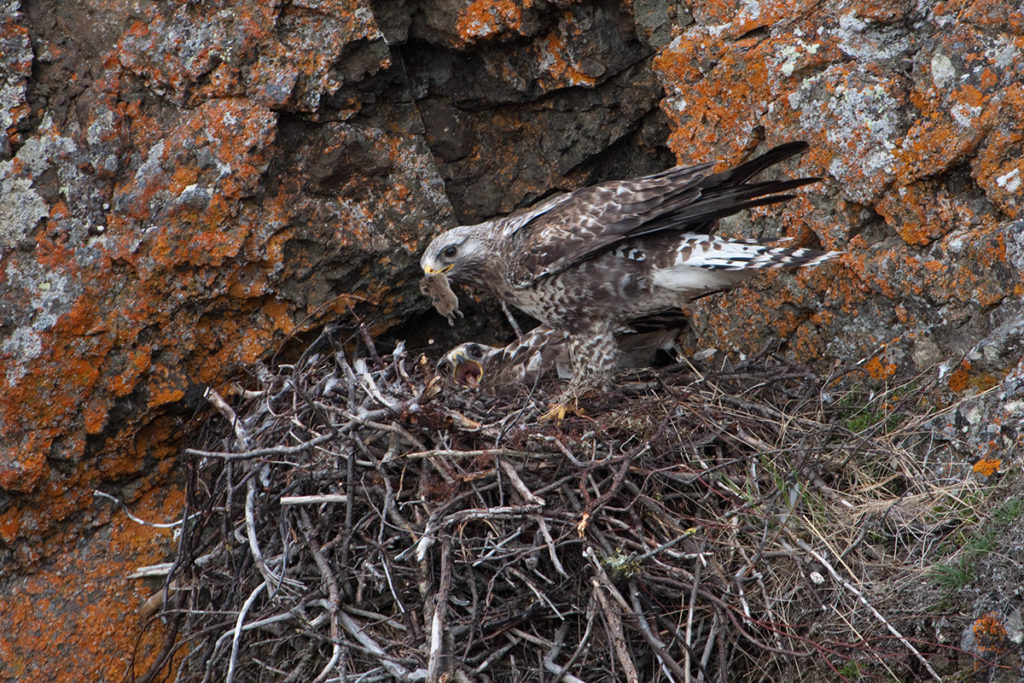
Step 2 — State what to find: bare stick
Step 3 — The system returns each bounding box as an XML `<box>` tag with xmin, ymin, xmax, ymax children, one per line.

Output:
<box><xmin>355</xmin><ymin>358</ymin><xmax>399</xmax><ymax>411</ymax></box>
<box><xmin>204</xmin><ymin>387</ymin><xmax>249</xmax><ymax>449</ymax></box>
<box><xmin>426</xmin><ymin>540</ymin><xmax>453</xmax><ymax>682</ymax></box>
<box><xmin>338</xmin><ymin>611</ymin><xmax>425</xmax><ymax>680</ymax></box>
<box><xmin>225</xmin><ymin>581</ymin><xmax>266</xmax><ymax>683</ymax></box>
<box><xmin>279</xmin><ymin>494</ymin><xmax>348</xmax><ymax>506</ymax></box>
<box><xmin>686</xmin><ymin>554</ymin><xmax>703</xmax><ymax>682</ymax></box>
<box><xmin>500</xmin><ymin>300</ymin><xmax>524</xmax><ymax>338</ymax></box>
<box><xmin>698</xmin><ymin>611</ymin><xmax>720</xmax><ymax>682</ymax></box>
<box><xmin>592</xmin><ymin>580</ymin><xmax>639</xmax><ymax>682</ymax></box>
<box><xmin>498</xmin><ymin>457</ymin><xmax>546</xmax><ymax>506</ymax></box>
<box><xmin>535</xmin><ymin>515</ymin><xmax>569</xmax><ymax>579</ymax></box>
<box><xmin>542</xmin><ymin>621</ymin><xmax>590</xmax><ymax>683</ymax></box>
<box><xmin>94</xmin><ymin>490</ymin><xmax>192</xmax><ymax>529</ymax></box>
<box><xmin>509</xmin><ymin>567</ymin><xmax>564</xmax><ymax>620</ymax></box>
<box><xmin>585</xmin><ymin>547</ymin><xmax>639</xmax><ymax>682</ymax></box>
<box><xmin>185</xmin><ymin>432</ymin><xmax>333</xmax><ymax>460</ymax></box>
<box><xmin>400</xmin><ymin>448</ymin><xmax>552</xmax><ymax>461</ymax></box>
<box><xmin>299</xmin><ymin>510</ymin><xmax>342</xmax><ymax>683</ymax></box>
<box><xmin>439</xmin><ymin>505</ymin><xmax>544</xmax><ymax>528</ymax></box>
<box><xmin>636</xmin><ymin>527</ymin><xmax>698</xmax><ymax>563</ymax></box>
<box><xmin>246</xmin><ymin>478</ymin><xmax>282</xmax><ymax>591</ymax></box>
<box><xmin>629</xmin><ymin>579</ymin><xmax>688</xmax><ymax>681</ymax></box>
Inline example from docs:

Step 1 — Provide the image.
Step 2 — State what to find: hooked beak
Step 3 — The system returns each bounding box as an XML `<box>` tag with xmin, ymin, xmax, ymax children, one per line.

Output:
<box><xmin>451</xmin><ymin>350</ymin><xmax>483</xmax><ymax>389</ymax></box>
<box><xmin>423</xmin><ymin>264</ymin><xmax>454</xmax><ymax>275</ymax></box>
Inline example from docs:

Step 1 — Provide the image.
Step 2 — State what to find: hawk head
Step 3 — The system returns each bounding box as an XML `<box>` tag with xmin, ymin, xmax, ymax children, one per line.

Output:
<box><xmin>420</xmin><ymin>225</ymin><xmax>493</xmax><ymax>281</ymax></box>
<box><xmin>436</xmin><ymin>342</ymin><xmax>492</xmax><ymax>389</ymax></box>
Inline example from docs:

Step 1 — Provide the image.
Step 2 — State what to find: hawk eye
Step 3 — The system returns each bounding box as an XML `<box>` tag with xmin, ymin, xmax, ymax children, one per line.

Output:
<box><xmin>466</xmin><ymin>344</ymin><xmax>483</xmax><ymax>360</ymax></box>
<box><xmin>441</xmin><ymin>245</ymin><xmax>458</xmax><ymax>259</ymax></box>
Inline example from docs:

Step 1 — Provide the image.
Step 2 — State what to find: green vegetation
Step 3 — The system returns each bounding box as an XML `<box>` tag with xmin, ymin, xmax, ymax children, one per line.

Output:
<box><xmin>834</xmin><ymin>382</ymin><xmax>920</xmax><ymax>434</ymax></box>
<box><xmin>930</xmin><ymin>496</ymin><xmax>1023</xmax><ymax>591</ymax></box>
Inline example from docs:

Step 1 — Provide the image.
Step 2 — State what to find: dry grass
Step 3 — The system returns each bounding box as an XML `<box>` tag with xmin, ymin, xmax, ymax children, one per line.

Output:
<box><xmin>129</xmin><ymin>321</ymin><xmax>990</xmax><ymax>682</ymax></box>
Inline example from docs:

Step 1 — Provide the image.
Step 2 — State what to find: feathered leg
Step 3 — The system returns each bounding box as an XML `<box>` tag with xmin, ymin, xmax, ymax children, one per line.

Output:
<box><xmin>540</xmin><ymin>321</ymin><xmax>618</xmax><ymax>421</ymax></box>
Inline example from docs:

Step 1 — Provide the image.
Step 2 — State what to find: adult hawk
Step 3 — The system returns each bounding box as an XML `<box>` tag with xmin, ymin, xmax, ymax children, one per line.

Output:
<box><xmin>437</xmin><ymin>319</ymin><xmax>684</xmax><ymax>391</ymax></box>
<box><xmin>421</xmin><ymin>142</ymin><xmax>838</xmax><ymax>412</ymax></box>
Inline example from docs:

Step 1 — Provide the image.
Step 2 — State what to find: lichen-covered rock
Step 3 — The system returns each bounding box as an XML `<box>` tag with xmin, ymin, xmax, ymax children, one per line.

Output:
<box><xmin>0</xmin><ymin>11</ymin><xmax>32</xmax><ymax>158</ymax></box>
<box><xmin>0</xmin><ymin>0</ymin><xmax>1021</xmax><ymax>678</ymax></box>
<box><xmin>653</xmin><ymin>0</ymin><xmax>1022</xmax><ymax>395</ymax></box>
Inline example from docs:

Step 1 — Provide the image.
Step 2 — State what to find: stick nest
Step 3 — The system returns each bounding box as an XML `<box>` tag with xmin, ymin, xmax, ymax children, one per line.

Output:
<box><xmin>137</xmin><ymin>322</ymin><xmax>973</xmax><ymax>682</ymax></box>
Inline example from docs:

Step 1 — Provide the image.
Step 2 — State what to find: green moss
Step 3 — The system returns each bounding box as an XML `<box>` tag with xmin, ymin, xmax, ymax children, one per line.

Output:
<box><xmin>837</xmin><ymin>659</ymin><xmax>861</xmax><ymax>679</ymax></box>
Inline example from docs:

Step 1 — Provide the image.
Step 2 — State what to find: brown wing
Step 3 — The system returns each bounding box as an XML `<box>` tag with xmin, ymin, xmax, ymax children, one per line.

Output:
<box><xmin>504</xmin><ymin>142</ymin><xmax>818</xmax><ymax>289</ymax></box>
<box><xmin>503</xmin><ymin>163</ymin><xmax>710</xmax><ymax>288</ymax></box>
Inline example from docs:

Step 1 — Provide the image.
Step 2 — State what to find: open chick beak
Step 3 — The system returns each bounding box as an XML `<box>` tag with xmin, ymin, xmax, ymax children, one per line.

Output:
<box><xmin>451</xmin><ymin>350</ymin><xmax>483</xmax><ymax>389</ymax></box>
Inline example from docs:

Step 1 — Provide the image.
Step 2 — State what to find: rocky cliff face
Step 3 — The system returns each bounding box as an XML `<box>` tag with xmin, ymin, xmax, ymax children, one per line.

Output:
<box><xmin>0</xmin><ymin>0</ymin><xmax>1021</xmax><ymax>678</ymax></box>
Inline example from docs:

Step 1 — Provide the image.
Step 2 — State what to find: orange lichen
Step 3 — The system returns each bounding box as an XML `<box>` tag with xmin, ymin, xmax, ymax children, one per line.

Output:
<box><xmin>865</xmin><ymin>355</ymin><xmax>897</xmax><ymax>380</ymax></box>
<box><xmin>654</xmin><ymin>28</ymin><xmax>778</xmax><ymax>160</ymax></box>
<box><xmin>877</xmin><ymin>181</ymin><xmax>972</xmax><ymax>246</ymax></box>
<box><xmin>537</xmin><ymin>27</ymin><xmax>597</xmax><ymax>89</ymax></box>
<box><xmin>947</xmin><ymin>360</ymin><xmax>971</xmax><ymax>392</ymax></box>
<box><xmin>972</xmin><ymin>457</ymin><xmax>1001</xmax><ymax>477</ymax></box>
<box><xmin>972</xmin><ymin>612</ymin><xmax>1009</xmax><ymax>655</ymax></box>
<box><xmin>0</xmin><ymin>450</ymin><xmax>48</xmax><ymax>493</ymax></box>
<box><xmin>972</xmin><ymin>84</ymin><xmax>1024</xmax><ymax>217</ymax></box>
<box><xmin>83</xmin><ymin>397</ymin><xmax>109</xmax><ymax>435</ymax></box>
<box><xmin>456</xmin><ymin>0</ymin><xmax>525</xmax><ymax>45</ymax></box>
<box><xmin>147</xmin><ymin>382</ymin><xmax>186</xmax><ymax>410</ymax></box>
<box><xmin>0</xmin><ymin>485</ymin><xmax>184</xmax><ymax>682</ymax></box>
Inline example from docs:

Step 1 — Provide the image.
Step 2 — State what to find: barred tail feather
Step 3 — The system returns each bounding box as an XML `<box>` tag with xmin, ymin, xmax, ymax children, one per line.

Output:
<box><xmin>696</xmin><ymin>243</ymin><xmax>841</xmax><ymax>271</ymax></box>
<box><xmin>651</xmin><ymin>234</ymin><xmax>840</xmax><ymax>292</ymax></box>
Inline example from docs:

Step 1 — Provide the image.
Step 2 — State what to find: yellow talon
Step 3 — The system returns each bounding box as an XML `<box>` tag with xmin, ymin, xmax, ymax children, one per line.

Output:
<box><xmin>539</xmin><ymin>399</ymin><xmax>584</xmax><ymax>422</ymax></box>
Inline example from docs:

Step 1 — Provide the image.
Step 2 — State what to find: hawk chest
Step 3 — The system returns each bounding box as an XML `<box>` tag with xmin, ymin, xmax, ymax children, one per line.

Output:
<box><xmin>504</xmin><ymin>247</ymin><xmax>655</xmax><ymax>328</ymax></box>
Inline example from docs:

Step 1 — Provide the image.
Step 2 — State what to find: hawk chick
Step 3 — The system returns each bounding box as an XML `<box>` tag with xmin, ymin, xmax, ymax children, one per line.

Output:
<box><xmin>437</xmin><ymin>322</ymin><xmax>683</xmax><ymax>391</ymax></box>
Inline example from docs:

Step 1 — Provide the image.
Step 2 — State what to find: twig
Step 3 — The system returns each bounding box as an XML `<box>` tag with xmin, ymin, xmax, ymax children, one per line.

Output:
<box><xmin>509</xmin><ymin>567</ymin><xmax>564</xmax><ymax>620</ymax></box>
<box><xmin>185</xmin><ymin>432</ymin><xmax>333</xmax><ymax>460</ymax></box>
<box><xmin>93</xmin><ymin>490</ymin><xmax>192</xmax><ymax>529</ymax></box>
<box><xmin>246</xmin><ymin>478</ymin><xmax>283</xmax><ymax>591</ymax></box>
<box><xmin>338</xmin><ymin>611</ymin><xmax>426</xmax><ymax>680</ymax></box>
<box><xmin>543</xmin><ymin>619</ymin><xmax>591</xmax><ymax>683</ymax></box>
<box><xmin>355</xmin><ymin>358</ymin><xmax>399</xmax><ymax>411</ymax></box>
<box><xmin>584</xmin><ymin>547</ymin><xmax>639</xmax><ymax>683</ymax></box>
<box><xmin>400</xmin><ymin>448</ymin><xmax>552</xmax><ymax>461</ymax></box>
<box><xmin>686</xmin><ymin>551</ymin><xmax>703</xmax><ymax>682</ymax></box>
<box><xmin>591</xmin><ymin>579</ymin><xmax>639</xmax><ymax>682</ymax></box>
<box><xmin>500</xmin><ymin>300</ymin><xmax>524</xmax><ymax>338</ymax></box>
<box><xmin>498</xmin><ymin>457</ymin><xmax>546</xmax><ymax>506</ymax></box>
<box><xmin>204</xmin><ymin>386</ymin><xmax>249</xmax><ymax>449</ymax></box>
<box><xmin>225</xmin><ymin>581</ymin><xmax>266</xmax><ymax>683</ymax></box>
<box><xmin>427</xmin><ymin>540</ymin><xmax>453</xmax><ymax>682</ymax></box>
<box><xmin>698</xmin><ymin>611</ymin><xmax>720</xmax><ymax>683</ymax></box>
<box><xmin>628</xmin><ymin>579</ymin><xmax>688</xmax><ymax>681</ymax></box>
<box><xmin>279</xmin><ymin>494</ymin><xmax>348</xmax><ymax>506</ymax></box>
<box><xmin>535</xmin><ymin>515</ymin><xmax>569</xmax><ymax>579</ymax></box>
<box><xmin>299</xmin><ymin>510</ymin><xmax>342</xmax><ymax>683</ymax></box>
<box><xmin>636</xmin><ymin>527</ymin><xmax>698</xmax><ymax>563</ymax></box>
